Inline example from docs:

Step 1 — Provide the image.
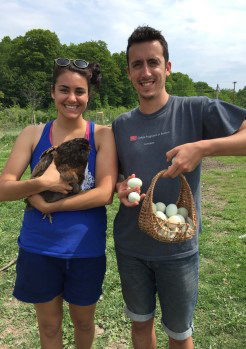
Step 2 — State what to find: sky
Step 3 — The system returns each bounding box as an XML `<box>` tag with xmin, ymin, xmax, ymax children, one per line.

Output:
<box><xmin>0</xmin><ymin>0</ymin><xmax>245</xmax><ymax>91</ymax></box>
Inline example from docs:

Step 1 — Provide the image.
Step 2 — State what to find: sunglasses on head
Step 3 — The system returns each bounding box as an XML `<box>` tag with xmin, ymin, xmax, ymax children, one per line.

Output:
<box><xmin>54</xmin><ymin>58</ymin><xmax>89</xmax><ymax>69</ymax></box>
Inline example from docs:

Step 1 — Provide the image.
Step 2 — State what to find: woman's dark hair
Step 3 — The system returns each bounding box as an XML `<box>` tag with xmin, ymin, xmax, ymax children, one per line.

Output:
<box><xmin>126</xmin><ymin>25</ymin><xmax>169</xmax><ymax>64</ymax></box>
<box><xmin>52</xmin><ymin>61</ymin><xmax>101</xmax><ymax>95</ymax></box>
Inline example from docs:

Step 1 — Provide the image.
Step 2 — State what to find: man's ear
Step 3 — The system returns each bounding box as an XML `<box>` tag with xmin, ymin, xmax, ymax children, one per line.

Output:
<box><xmin>126</xmin><ymin>66</ymin><xmax>131</xmax><ymax>81</ymax></box>
<box><xmin>165</xmin><ymin>61</ymin><xmax>172</xmax><ymax>76</ymax></box>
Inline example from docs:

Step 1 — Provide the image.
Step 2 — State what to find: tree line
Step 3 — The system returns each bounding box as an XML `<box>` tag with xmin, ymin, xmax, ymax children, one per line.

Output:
<box><xmin>0</xmin><ymin>29</ymin><xmax>245</xmax><ymax>111</ymax></box>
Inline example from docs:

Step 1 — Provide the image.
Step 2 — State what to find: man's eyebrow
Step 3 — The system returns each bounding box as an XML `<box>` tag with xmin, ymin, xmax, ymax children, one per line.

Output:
<box><xmin>147</xmin><ymin>57</ymin><xmax>161</xmax><ymax>62</ymax></box>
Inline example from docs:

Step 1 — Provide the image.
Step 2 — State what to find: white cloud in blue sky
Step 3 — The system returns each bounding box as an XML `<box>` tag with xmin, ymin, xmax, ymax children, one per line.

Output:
<box><xmin>0</xmin><ymin>0</ymin><xmax>245</xmax><ymax>90</ymax></box>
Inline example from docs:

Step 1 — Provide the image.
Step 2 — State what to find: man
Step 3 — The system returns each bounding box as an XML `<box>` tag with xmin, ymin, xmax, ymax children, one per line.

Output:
<box><xmin>112</xmin><ymin>25</ymin><xmax>246</xmax><ymax>349</ymax></box>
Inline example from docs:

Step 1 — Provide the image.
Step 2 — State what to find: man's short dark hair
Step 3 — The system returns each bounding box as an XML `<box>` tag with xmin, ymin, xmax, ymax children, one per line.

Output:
<box><xmin>126</xmin><ymin>25</ymin><xmax>169</xmax><ymax>65</ymax></box>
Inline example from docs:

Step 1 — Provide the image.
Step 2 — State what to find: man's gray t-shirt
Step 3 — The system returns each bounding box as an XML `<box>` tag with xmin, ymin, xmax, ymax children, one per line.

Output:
<box><xmin>112</xmin><ymin>96</ymin><xmax>246</xmax><ymax>261</ymax></box>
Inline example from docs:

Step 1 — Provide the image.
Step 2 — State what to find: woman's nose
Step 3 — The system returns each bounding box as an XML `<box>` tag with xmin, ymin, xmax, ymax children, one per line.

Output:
<box><xmin>67</xmin><ymin>92</ymin><xmax>77</xmax><ymax>101</ymax></box>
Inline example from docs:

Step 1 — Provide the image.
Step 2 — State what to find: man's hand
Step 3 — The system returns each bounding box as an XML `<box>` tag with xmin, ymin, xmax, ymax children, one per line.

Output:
<box><xmin>164</xmin><ymin>142</ymin><xmax>204</xmax><ymax>178</ymax></box>
<box><xmin>116</xmin><ymin>174</ymin><xmax>145</xmax><ymax>207</ymax></box>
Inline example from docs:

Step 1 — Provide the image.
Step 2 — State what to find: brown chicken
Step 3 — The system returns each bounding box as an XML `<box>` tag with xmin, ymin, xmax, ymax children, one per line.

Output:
<box><xmin>26</xmin><ymin>137</ymin><xmax>90</xmax><ymax>221</ymax></box>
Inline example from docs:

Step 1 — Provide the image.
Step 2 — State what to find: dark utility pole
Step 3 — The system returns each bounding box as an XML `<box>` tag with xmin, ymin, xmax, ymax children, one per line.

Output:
<box><xmin>233</xmin><ymin>81</ymin><xmax>237</xmax><ymax>102</ymax></box>
<box><xmin>216</xmin><ymin>84</ymin><xmax>220</xmax><ymax>99</ymax></box>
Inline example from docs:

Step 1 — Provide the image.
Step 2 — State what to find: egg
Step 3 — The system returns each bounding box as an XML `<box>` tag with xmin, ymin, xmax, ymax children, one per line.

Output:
<box><xmin>155</xmin><ymin>202</ymin><xmax>166</xmax><ymax>212</ymax></box>
<box><xmin>186</xmin><ymin>217</ymin><xmax>194</xmax><ymax>230</ymax></box>
<box><xmin>177</xmin><ymin>207</ymin><xmax>188</xmax><ymax>219</ymax></box>
<box><xmin>168</xmin><ymin>215</ymin><xmax>182</xmax><ymax>229</ymax></box>
<box><xmin>165</xmin><ymin>204</ymin><xmax>178</xmax><ymax>217</ymax></box>
<box><xmin>128</xmin><ymin>192</ymin><xmax>140</xmax><ymax>203</ymax></box>
<box><xmin>127</xmin><ymin>177</ymin><xmax>143</xmax><ymax>188</ymax></box>
<box><xmin>158</xmin><ymin>227</ymin><xmax>168</xmax><ymax>237</ymax></box>
<box><xmin>155</xmin><ymin>211</ymin><xmax>167</xmax><ymax>220</ymax></box>
<box><xmin>168</xmin><ymin>230</ymin><xmax>177</xmax><ymax>239</ymax></box>
<box><xmin>176</xmin><ymin>214</ymin><xmax>185</xmax><ymax>223</ymax></box>
<box><xmin>152</xmin><ymin>202</ymin><xmax>156</xmax><ymax>214</ymax></box>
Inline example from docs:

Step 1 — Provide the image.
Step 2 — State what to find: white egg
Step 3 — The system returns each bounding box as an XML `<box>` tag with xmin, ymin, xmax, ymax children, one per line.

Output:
<box><xmin>158</xmin><ymin>227</ymin><xmax>168</xmax><ymax>236</ymax></box>
<box><xmin>176</xmin><ymin>214</ymin><xmax>185</xmax><ymax>223</ymax></box>
<box><xmin>152</xmin><ymin>202</ymin><xmax>156</xmax><ymax>214</ymax></box>
<box><xmin>168</xmin><ymin>230</ymin><xmax>176</xmax><ymax>239</ymax></box>
<box><xmin>155</xmin><ymin>211</ymin><xmax>167</xmax><ymax>220</ymax></box>
<box><xmin>168</xmin><ymin>215</ymin><xmax>182</xmax><ymax>229</ymax></box>
<box><xmin>155</xmin><ymin>202</ymin><xmax>166</xmax><ymax>212</ymax></box>
<box><xmin>177</xmin><ymin>207</ymin><xmax>188</xmax><ymax>219</ymax></box>
<box><xmin>165</xmin><ymin>204</ymin><xmax>178</xmax><ymax>217</ymax></box>
<box><xmin>127</xmin><ymin>178</ymin><xmax>143</xmax><ymax>188</ymax></box>
<box><xmin>128</xmin><ymin>192</ymin><xmax>140</xmax><ymax>203</ymax></box>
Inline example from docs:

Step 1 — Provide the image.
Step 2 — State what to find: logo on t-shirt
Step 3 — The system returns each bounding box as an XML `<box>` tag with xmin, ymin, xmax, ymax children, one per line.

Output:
<box><xmin>130</xmin><ymin>136</ymin><xmax>138</xmax><ymax>141</ymax></box>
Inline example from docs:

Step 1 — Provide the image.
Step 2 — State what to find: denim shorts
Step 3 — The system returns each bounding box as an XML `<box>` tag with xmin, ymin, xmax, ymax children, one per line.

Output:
<box><xmin>115</xmin><ymin>250</ymin><xmax>199</xmax><ymax>341</ymax></box>
<box><xmin>13</xmin><ymin>248</ymin><xmax>106</xmax><ymax>306</ymax></box>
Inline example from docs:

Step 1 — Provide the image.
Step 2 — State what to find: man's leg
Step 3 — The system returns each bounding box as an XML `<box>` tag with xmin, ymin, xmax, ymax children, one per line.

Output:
<box><xmin>155</xmin><ymin>253</ymin><xmax>199</xmax><ymax>348</ymax></box>
<box><xmin>132</xmin><ymin>317</ymin><xmax>156</xmax><ymax>349</ymax></box>
<box><xmin>115</xmin><ymin>250</ymin><xmax>157</xmax><ymax>349</ymax></box>
<box><xmin>169</xmin><ymin>336</ymin><xmax>194</xmax><ymax>349</ymax></box>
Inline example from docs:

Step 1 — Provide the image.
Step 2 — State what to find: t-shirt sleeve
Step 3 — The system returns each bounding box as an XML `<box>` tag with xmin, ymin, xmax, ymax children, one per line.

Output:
<box><xmin>202</xmin><ymin>98</ymin><xmax>246</xmax><ymax>139</ymax></box>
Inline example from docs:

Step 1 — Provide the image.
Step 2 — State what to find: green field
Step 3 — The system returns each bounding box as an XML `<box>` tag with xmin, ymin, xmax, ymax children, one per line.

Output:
<box><xmin>0</xmin><ymin>134</ymin><xmax>245</xmax><ymax>348</ymax></box>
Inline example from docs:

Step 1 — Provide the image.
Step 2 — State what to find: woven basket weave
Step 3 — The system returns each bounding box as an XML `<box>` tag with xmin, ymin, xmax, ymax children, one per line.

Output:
<box><xmin>138</xmin><ymin>169</ymin><xmax>197</xmax><ymax>243</ymax></box>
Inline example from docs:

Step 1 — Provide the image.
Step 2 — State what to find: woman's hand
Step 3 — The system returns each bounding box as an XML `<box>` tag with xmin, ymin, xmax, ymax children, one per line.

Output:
<box><xmin>40</xmin><ymin>161</ymin><xmax>72</xmax><ymax>194</ymax></box>
<box><xmin>27</xmin><ymin>194</ymin><xmax>56</xmax><ymax>214</ymax></box>
<box><xmin>116</xmin><ymin>174</ymin><xmax>145</xmax><ymax>207</ymax></box>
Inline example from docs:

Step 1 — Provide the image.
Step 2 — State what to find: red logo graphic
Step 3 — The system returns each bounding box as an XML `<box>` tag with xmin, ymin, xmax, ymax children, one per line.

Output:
<box><xmin>130</xmin><ymin>136</ymin><xmax>138</xmax><ymax>141</ymax></box>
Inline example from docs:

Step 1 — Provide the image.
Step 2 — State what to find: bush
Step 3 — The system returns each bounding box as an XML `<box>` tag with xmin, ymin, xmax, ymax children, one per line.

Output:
<box><xmin>0</xmin><ymin>105</ymin><xmax>132</xmax><ymax>132</ymax></box>
<box><xmin>0</xmin><ymin>105</ymin><xmax>54</xmax><ymax>130</ymax></box>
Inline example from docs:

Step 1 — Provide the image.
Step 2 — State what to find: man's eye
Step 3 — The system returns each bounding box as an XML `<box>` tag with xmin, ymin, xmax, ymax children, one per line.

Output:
<box><xmin>132</xmin><ymin>62</ymin><xmax>141</xmax><ymax>68</ymax></box>
<box><xmin>149</xmin><ymin>60</ymin><xmax>158</xmax><ymax>66</ymax></box>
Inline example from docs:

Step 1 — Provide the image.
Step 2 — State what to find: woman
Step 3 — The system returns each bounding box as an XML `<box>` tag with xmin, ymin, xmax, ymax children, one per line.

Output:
<box><xmin>0</xmin><ymin>58</ymin><xmax>117</xmax><ymax>349</ymax></box>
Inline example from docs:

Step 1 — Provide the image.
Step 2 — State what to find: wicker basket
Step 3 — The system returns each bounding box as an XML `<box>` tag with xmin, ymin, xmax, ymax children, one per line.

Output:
<box><xmin>138</xmin><ymin>169</ymin><xmax>197</xmax><ymax>243</ymax></box>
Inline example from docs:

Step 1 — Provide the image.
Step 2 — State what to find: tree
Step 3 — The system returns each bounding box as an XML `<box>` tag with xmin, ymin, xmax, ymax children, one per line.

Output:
<box><xmin>236</xmin><ymin>87</ymin><xmax>246</xmax><ymax>108</ymax></box>
<box><xmin>0</xmin><ymin>30</ymin><xmax>245</xmax><ymax>111</ymax></box>
<box><xmin>8</xmin><ymin>29</ymin><xmax>62</xmax><ymax>107</ymax></box>
<box><xmin>112</xmin><ymin>52</ymin><xmax>138</xmax><ymax>108</ymax></box>
<box><xmin>194</xmin><ymin>81</ymin><xmax>215</xmax><ymax>98</ymax></box>
<box><xmin>166</xmin><ymin>72</ymin><xmax>197</xmax><ymax>96</ymax></box>
<box><xmin>68</xmin><ymin>40</ymin><xmax>123</xmax><ymax>107</ymax></box>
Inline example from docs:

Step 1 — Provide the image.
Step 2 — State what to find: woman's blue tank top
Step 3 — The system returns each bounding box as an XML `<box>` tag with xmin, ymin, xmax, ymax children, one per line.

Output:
<box><xmin>18</xmin><ymin>120</ymin><xmax>107</xmax><ymax>258</ymax></box>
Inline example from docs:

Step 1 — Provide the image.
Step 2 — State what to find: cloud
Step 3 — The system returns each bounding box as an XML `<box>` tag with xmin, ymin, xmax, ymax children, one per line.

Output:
<box><xmin>0</xmin><ymin>0</ymin><xmax>245</xmax><ymax>90</ymax></box>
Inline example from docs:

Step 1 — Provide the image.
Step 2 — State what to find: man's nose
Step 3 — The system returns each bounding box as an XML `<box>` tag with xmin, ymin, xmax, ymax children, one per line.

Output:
<box><xmin>141</xmin><ymin>62</ymin><xmax>151</xmax><ymax>76</ymax></box>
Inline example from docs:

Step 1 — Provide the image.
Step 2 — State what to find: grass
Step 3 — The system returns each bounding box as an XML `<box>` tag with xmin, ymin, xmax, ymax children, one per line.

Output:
<box><xmin>0</xmin><ymin>134</ymin><xmax>245</xmax><ymax>348</ymax></box>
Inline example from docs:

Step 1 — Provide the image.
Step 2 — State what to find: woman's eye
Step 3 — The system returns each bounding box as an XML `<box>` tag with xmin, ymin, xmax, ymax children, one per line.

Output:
<box><xmin>76</xmin><ymin>89</ymin><xmax>86</xmax><ymax>95</ymax></box>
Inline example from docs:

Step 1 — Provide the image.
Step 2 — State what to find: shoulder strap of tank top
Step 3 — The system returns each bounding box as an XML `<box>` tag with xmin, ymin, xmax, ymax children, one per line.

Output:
<box><xmin>49</xmin><ymin>121</ymin><xmax>53</xmax><ymax>145</ymax></box>
<box><xmin>85</xmin><ymin>121</ymin><xmax>90</xmax><ymax>141</ymax></box>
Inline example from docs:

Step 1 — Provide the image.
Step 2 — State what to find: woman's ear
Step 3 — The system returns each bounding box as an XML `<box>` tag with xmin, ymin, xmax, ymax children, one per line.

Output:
<box><xmin>51</xmin><ymin>85</ymin><xmax>55</xmax><ymax>99</ymax></box>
